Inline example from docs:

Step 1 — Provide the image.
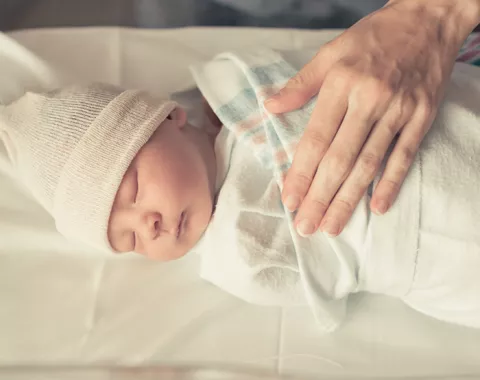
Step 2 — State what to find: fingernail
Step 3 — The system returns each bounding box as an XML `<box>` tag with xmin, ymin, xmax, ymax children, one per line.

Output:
<box><xmin>321</xmin><ymin>219</ymin><xmax>339</xmax><ymax>237</ymax></box>
<box><xmin>284</xmin><ymin>195</ymin><xmax>300</xmax><ymax>212</ymax></box>
<box><xmin>373</xmin><ymin>200</ymin><xmax>388</xmax><ymax>215</ymax></box>
<box><xmin>297</xmin><ymin>219</ymin><xmax>315</xmax><ymax>237</ymax></box>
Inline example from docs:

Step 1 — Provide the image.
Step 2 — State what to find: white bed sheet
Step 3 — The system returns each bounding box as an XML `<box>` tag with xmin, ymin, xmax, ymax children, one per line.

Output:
<box><xmin>1</xmin><ymin>27</ymin><xmax>480</xmax><ymax>380</ymax></box>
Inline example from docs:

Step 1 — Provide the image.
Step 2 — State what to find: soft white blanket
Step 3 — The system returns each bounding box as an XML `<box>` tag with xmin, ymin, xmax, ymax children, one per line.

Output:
<box><xmin>192</xmin><ymin>48</ymin><xmax>480</xmax><ymax>330</ymax></box>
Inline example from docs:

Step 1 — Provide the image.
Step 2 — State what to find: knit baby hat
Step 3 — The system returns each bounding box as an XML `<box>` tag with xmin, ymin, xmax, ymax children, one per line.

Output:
<box><xmin>0</xmin><ymin>83</ymin><xmax>177</xmax><ymax>252</ymax></box>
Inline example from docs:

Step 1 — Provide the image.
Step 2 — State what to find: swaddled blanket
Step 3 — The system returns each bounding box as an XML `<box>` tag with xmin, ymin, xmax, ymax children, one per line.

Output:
<box><xmin>191</xmin><ymin>49</ymin><xmax>370</xmax><ymax>332</ymax></box>
<box><xmin>192</xmin><ymin>48</ymin><xmax>480</xmax><ymax>330</ymax></box>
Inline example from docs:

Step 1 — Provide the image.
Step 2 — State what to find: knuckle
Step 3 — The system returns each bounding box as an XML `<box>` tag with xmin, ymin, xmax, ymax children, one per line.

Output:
<box><xmin>314</xmin><ymin>44</ymin><xmax>332</xmax><ymax>60</ymax></box>
<box><xmin>380</xmin><ymin>178</ymin><xmax>401</xmax><ymax>194</ymax></box>
<box><xmin>289</xmin><ymin>170</ymin><xmax>314</xmax><ymax>191</ymax></box>
<box><xmin>330</xmin><ymin>64</ymin><xmax>356</xmax><ymax>87</ymax></box>
<box><xmin>385</xmin><ymin>95</ymin><xmax>415</xmax><ymax>132</ymax></box>
<box><xmin>363</xmin><ymin>80</ymin><xmax>395</xmax><ymax>112</ymax></box>
<box><xmin>287</xmin><ymin>73</ymin><xmax>308</xmax><ymax>90</ymax></box>
<box><xmin>416</xmin><ymin>92</ymin><xmax>436</xmax><ymax>122</ymax></box>
<box><xmin>350</xmin><ymin>79</ymin><xmax>393</xmax><ymax>118</ymax></box>
<box><xmin>368</xmin><ymin>79</ymin><xmax>395</xmax><ymax>100</ymax></box>
<box><xmin>357</xmin><ymin>151</ymin><xmax>382</xmax><ymax>179</ymax></box>
<box><xmin>385</xmin><ymin>118</ymin><xmax>401</xmax><ymax>137</ymax></box>
<box><xmin>419</xmin><ymin>102</ymin><xmax>434</xmax><ymax>122</ymax></box>
<box><xmin>308</xmin><ymin>197</ymin><xmax>330</xmax><ymax>214</ymax></box>
<box><xmin>396</xmin><ymin>145</ymin><xmax>416</xmax><ymax>173</ymax></box>
<box><xmin>333</xmin><ymin>197</ymin><xmax>355</xmax><ymax>215</ymax></box>
<box><xmin>398</xmin><ymin>96</ymin><xmax>416</xmax><ymax>122</ymax></box>
<box><xmin>303</xmin><ymin>129</ymin><xmax>330</xmax><ymax>153</ymax></box>
<box><xmin>286</xmin><ymin>73</ymin><xmax>306</xmax><ymax>89</ymax></box>
<box><xmin>327</xmin><ymin>153</ymin><xmax>352</xmax><ymax>178</ymax></box>
<box><xmin>331</xmin><ymin>62</ymin><xmax>352</xmax><ymax>78</ymax></box>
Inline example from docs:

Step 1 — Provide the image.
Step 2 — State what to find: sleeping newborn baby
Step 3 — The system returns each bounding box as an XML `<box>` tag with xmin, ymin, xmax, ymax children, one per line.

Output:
<box><xmin>1</xmin><ymin>48</ymin><xmax>480</xmax><ymax>332</ymax></box>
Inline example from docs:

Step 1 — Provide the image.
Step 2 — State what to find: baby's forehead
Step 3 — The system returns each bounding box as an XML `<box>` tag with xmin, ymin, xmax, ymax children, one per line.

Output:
<box><xmin>112</xmin><ymin>111</ymin><xmax>172</xmax><ymax>195</ymax></box>
<box><xmin>126</xmin><ymin>117</ymin><xmax>170</xmax><ymax>167</ymax></box>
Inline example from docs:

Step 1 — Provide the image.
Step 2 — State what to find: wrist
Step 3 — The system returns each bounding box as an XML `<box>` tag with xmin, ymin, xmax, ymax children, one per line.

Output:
<box><xmin>387</xmin><ymin>0</ymin><xmax>480</xmax><ymax>47</ymax></box>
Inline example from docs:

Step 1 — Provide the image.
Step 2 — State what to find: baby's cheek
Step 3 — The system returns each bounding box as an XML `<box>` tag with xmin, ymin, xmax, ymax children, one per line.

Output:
<box><xmin>174</xmin><ymin>162</ymin><xmax>205</xmax><ymax>195</ymax></box>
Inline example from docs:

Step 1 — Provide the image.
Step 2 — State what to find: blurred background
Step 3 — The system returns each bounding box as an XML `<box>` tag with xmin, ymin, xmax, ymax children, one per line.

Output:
<box><xmin>0</xmin><ymin>0</ymin><xmax>388</xmax><ymax>31</ymax></box>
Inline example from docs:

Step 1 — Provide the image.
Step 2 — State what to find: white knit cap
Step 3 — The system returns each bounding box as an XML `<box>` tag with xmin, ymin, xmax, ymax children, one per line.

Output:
<box><xmin>0</xmin><ymin>83</ymin><xmax>177</xmax><ymax>252</ymax></box>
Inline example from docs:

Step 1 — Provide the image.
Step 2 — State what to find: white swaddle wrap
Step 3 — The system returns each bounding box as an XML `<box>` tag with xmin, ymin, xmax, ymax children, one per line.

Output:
<box><xmin>190</xmin><ymin>49</ymin><xmax>371</xmax><ymax>332</ymax></box>
<box><xmin>191</xmin><ymin>48</ymin><xmax>480</xmax><ymax>330</ymax></box>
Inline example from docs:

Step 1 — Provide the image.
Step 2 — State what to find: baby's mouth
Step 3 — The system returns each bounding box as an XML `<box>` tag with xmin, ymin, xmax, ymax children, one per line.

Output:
<box><xmin>176</xmin><ymin>212</ymin><xmax>186</xmax><ymax>238</ymax></box>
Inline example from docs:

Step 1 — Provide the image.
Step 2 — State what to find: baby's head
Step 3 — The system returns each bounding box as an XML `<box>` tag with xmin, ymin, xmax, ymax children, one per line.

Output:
<box><xmin>1</xmin><ymin>84</ymin><xmax>217</xmax><ymax>260</ymax></box>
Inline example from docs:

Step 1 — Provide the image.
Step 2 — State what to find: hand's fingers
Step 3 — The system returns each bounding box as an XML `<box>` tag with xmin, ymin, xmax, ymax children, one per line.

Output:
<box><xmin>293</xmin><ymin>102</ymin><xmax>376</xmax><ymax>236</ymax></box>
<box><xmin>282</xmin><ymin>77</ymin><xmax>349</xmax><ymax>213</ymax></box>
<box><xmin>319</xmin><ymin>103</ymin><xmax>408</xmax><ymax>236</ymax></box>
<box><xmin>371</xmin><ymin>97</ymin><xmax>435</xmax><ymax>213</ymax></box>
<box><xmin>265</xmin><ymin>54</ymin><xmax>329</xmax><ymax>114</ymax></box>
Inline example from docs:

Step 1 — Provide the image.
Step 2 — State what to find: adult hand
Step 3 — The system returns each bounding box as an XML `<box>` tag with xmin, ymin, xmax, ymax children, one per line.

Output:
<box><xmin>265</xmin><ymin>0</ymin><xmax>480</xmax><ymax>237</ymax></box>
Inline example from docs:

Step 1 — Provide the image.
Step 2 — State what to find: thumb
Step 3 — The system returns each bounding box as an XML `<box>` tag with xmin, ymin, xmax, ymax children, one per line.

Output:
<box><xmin>264</xmin><ymin>58</ymin><xmax>325</xmax><ymax>114</ymax></box>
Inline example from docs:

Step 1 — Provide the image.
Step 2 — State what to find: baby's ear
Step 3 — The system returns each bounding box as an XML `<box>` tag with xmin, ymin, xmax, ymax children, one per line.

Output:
<box><xmin>168</xmin><ymin>107</ymin><xmax>187</xmax><ymax>128</ymax></box>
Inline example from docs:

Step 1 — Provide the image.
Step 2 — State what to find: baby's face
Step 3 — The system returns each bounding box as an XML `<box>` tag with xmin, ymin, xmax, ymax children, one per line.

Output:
<box><xmin>108</xmin><ymin>107</ymin><xmax>217</xmax><ymax>260</ymax></box>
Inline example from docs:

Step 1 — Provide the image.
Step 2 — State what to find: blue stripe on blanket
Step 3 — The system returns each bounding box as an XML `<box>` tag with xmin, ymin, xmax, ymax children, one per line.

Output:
<box><xmin>212</xmin><ymin>58</ymin><xmax>312</xmax><ymax>174</ymax></box>
<box><xmin>215</xmin><ymin>88</ymin><xmax>259</xmax><ymax>123</ymax></box>
<box><xmin>249</xmin><ymin>62</ymin><xmax>296</xmax><ymax>88</ymax></box>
